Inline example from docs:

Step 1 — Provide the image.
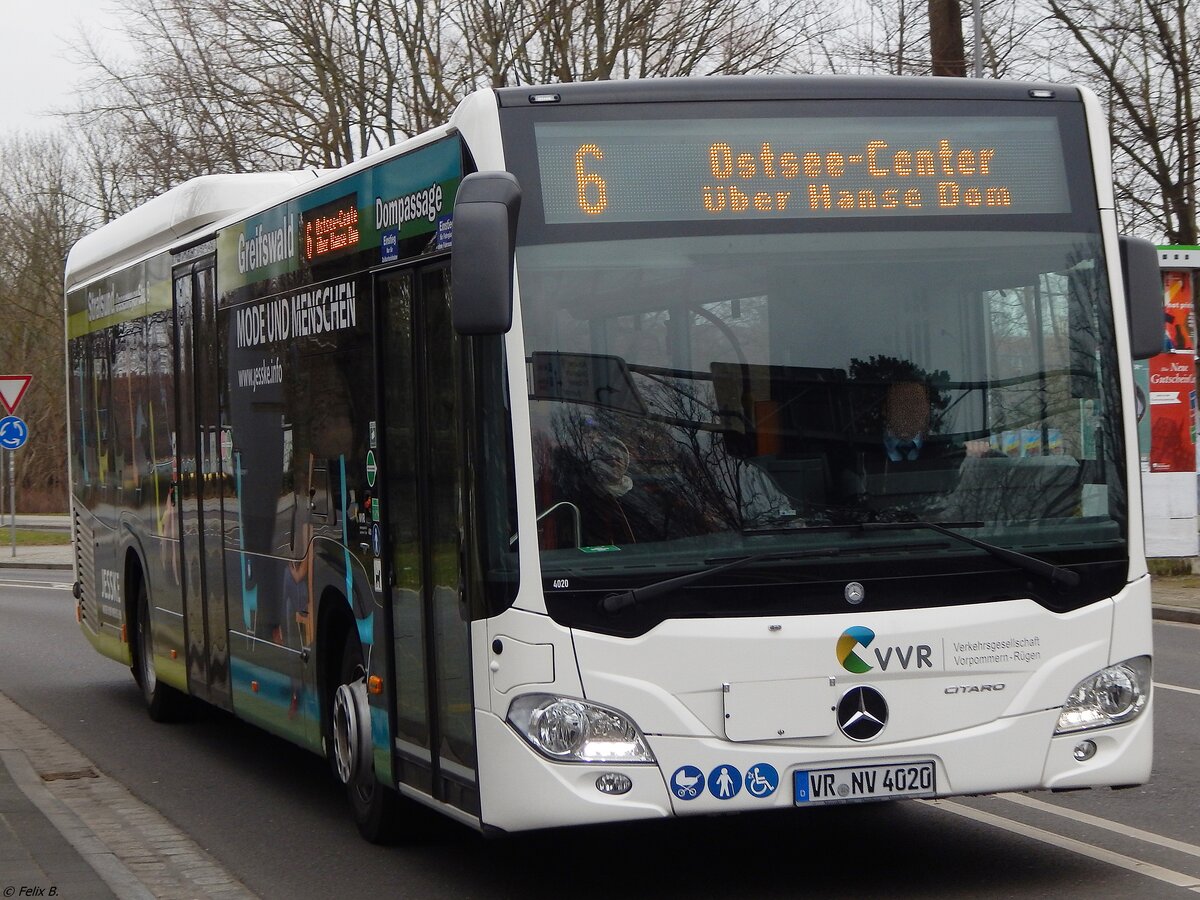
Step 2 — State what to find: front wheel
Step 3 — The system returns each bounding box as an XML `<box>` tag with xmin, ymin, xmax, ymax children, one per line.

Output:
<box><xmin>133</xmin><ymin>579</ymin><xmax>185</xmax><ymax>722</ymax></box>
<box><xmin>332</xmin><ymin>628</ymin><xmax>402</xmax><ymax>843</ymax></box>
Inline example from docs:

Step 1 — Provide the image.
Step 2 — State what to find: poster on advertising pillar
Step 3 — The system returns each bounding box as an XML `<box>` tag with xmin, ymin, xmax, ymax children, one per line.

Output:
<box><xmin>1147</xmin><ymin>270</ymin><xmax>1197</xmax><ymax>474</ymax></box>
<box><xmin>1163</xmin><ymin>270</ymin><xmax>1196</xmax><ymax>353</ymax></box>
<box><xmin>1147</xmin><ymin>352</ymin><xmax>1196</xmax><ymax>472</ymax></box>
<box><xmin>1142</xmin><ymin>254</ymin><xmax>1200</xmax><ymax>557</ymax></box>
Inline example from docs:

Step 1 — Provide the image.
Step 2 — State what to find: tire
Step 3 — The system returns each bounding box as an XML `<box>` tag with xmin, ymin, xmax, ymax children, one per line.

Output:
<box><xmin>332</xmin><ymin>627</ymin><xmax>402</xmax><ymax>843</ymax></box>
<box><xmin>133</xmin><ymin>578</ymin><xmax>185</xmax><ymax>722</ymax></box>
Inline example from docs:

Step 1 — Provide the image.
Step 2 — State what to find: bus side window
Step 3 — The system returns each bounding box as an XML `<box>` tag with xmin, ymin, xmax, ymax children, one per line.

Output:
<box><xmin>309</xmin><ymin>460</ymin><xmax>331</xmax><ymax>521</ymax></box>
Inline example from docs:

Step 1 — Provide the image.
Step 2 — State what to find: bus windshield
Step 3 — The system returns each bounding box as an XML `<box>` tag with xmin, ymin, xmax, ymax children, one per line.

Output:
<box><xmin>504</xmin><ymin>98</ymin><xmax>1127</xmax><ymax>628</ymax></box>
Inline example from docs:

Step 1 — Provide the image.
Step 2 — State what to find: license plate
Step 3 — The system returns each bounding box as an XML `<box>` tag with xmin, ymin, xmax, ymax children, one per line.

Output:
<box><xmin>794</xmin><ymin>761</ymin><xmax>936</xmax><ymax>805</ymax></box>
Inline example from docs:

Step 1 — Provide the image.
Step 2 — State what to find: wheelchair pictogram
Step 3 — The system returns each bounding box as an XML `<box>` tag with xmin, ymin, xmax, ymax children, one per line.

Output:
<box><xmin>744</xmin><ymin>763</ymin><xmax>779</xmax><ymax>798</ymax></box>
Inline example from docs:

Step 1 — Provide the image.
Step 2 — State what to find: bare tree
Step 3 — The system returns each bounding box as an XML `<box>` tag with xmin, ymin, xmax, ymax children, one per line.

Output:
<box><xmin>1046</xmin><ymin>0</ymin><xmax>1198</xmax><ymax>243</ymax></box>
<box><xmin>69</xmin><ymin>0</ymin><xmax>835</xmax><ymax>218</ymax></box>
<box><xmin>505</xmin><ymin>0</ymin><xmax>825</xmax><ymax>82</ymax></box>
<box><xmin>68</xmin><ymin>0</ymin><xmax>402</xmax><ymax>213</ymax></box>
<box><xmin>0</xmin><ymin>135</ymin><xmax>92</xmax><ymax>511</ymax></box>
<box><xmin>70</xmin><ymin>0</ymin><xmax>288</xmax><ymax>206</ymax></box>
<box><xmin>379</xmin><ymin>0</ymin><xmax>477</xmax><ymax>132</ymax></box>
<box><xmin>827</xmin><ymin>0</ymin><xmax>1040</xmax><ymax>78</ymax></box>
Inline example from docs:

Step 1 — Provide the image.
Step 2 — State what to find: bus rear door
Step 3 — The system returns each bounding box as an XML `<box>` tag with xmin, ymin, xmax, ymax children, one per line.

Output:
<box><xmin>174</xmin><ymin>260</ymin><xmax>233</xmax><ymax>708</ymax></box>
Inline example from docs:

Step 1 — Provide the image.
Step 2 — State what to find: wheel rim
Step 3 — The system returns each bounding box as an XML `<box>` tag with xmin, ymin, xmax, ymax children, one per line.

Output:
<box><xmin>332</xmin><ymin>682</ymin><xmax>364</xmax><ymax>785</ymax></box>
<box><xmin>138</xmin><ymin>610</ymin><xmax>156</xmax><ymax>694</ymax></box>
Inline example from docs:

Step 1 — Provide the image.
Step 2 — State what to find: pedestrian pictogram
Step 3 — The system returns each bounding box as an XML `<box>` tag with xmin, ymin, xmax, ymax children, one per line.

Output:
<box><xmin>0</xmin><ymin>375</ymin><xmax>32</xmax><ymax>415</ymax></box>
<box><xmin>708</xmin><ymin>764</ymin><xmax>742</xmax><ymax>799</ymax></box>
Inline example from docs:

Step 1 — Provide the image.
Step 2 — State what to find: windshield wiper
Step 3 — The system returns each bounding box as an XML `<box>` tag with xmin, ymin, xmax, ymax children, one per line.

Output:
<box><xmin>598</xmin><ymin>548</ymin><xmax>834</xmax><ymax>614</ymax></box>
<box><xmin>856</xmin><ymin>520</ymin><xmax>1081</xmax><ymax>590</ymax></box>
<box><xmin>598</xmin><ymin>521</ymin><xmax>1078</xmax><ymax>615</ymax></box>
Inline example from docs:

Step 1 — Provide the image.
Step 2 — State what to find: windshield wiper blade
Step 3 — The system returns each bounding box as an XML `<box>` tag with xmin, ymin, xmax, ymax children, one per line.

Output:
<box><xmin>599</xmin><ymin>548</ymin><xmax>834</xmax><ymax>614</ymax></box>
<box><xmin>857</xmin><ymin>521</ymin><xmax>1081</xmax><ymax>590</ymax></box>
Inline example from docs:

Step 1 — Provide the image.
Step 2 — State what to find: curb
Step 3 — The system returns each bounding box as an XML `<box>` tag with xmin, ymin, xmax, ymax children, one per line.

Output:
<box><xmin>0</xmin><ymin>561</ymin><xmax>72</xmax><ymax>570</ymax></box>
<box><xmin>0</xmin><ymin>748</ymin><xmax>153</xmax><ymax>899</ymax></box>
<box><xmin>0</xmin><ymin>692</ymin><xmax>258</xmax><ymax>899</ymax></box>
<box><xmin>1152</xmin><ymin>604</ymin><xmax>1200</xmax><ymax>626</ymax></box>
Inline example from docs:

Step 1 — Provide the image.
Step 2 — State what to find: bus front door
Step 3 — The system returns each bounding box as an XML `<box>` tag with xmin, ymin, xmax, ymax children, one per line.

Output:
<box><xmin>376</xmin><ymin>262</ymin><xmax>479</xmax><ymax>815</ymax></box>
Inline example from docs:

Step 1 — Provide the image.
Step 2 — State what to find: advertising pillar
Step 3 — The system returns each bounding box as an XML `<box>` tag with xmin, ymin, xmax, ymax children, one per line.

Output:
<box><xmin>1139</xmin><ymin>248</ymin><xmax>1200</xmax><ymax>557</ymax></box>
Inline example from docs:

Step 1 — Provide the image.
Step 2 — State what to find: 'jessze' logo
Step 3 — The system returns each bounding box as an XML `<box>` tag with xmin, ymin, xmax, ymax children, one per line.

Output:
<box><xmin>836</xmin><ymin>626</ymin><xmax>934</xmax><ymax>674</ymax></box>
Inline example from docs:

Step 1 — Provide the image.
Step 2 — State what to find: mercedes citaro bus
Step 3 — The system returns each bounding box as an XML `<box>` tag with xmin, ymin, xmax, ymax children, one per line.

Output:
<box><xmin>65</xmin><ymin>76</ymin><xmax>1164</xmax><ymax>840</ymax></box>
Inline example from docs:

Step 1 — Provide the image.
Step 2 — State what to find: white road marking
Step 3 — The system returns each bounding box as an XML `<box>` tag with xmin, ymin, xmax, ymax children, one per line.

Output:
<box><xmin>1157</xmin><ymin>681</ymin><xmax>1200</xmax><ymax>697</ymax></box>
<box><xmin>0</xmin><ymin>580</ymin><xmax>72</xmax><ymax>591</ymax></box>
<box><xmin>925</xmin><ymin>799</ymin><xmax>1200</xmax><ymax>891</ymax></box>
<box><xmin>997</xmin><ymin>792</ymin><xmax>1200</xmax><ymax>859</ymax></box>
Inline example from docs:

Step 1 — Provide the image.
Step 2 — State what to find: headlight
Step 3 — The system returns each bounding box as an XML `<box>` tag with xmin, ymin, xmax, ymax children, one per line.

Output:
<box><xmin>507</xmin><ymin>694</ymin><xmax>655</xmax><ymax>764</ymax></box>
<box><xmin>1054</xmin><ymin>656</ymin><xmax>1151</xmax><ymax>734</ymax></box>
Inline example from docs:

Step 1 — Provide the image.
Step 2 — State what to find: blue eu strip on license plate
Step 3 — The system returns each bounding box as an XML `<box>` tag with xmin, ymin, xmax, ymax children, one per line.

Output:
<box><xmin>794</xmin><ymin>761</ymin><xmax>936</xmax><ymax>804</ymax></box>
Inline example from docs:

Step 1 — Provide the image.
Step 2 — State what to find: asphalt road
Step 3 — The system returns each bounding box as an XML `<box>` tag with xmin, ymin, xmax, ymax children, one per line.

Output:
<box><xmin>1</xmin><ymin>570</ymin><xmax>1198</xmax><ymax>898</ymax></box>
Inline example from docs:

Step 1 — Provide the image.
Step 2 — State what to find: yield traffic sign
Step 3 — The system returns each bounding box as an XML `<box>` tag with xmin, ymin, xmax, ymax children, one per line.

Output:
<box><xmin>0</xmin><ymin>376</ymin><xmax>31</xmax><ymax>415</ymax></box>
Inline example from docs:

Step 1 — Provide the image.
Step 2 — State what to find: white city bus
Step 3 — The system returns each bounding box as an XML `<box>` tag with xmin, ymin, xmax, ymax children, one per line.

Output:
<box><xmin>65</xmin><ymin>76</ymin><xmax>1164</xmax><ymax>840</ymax></box>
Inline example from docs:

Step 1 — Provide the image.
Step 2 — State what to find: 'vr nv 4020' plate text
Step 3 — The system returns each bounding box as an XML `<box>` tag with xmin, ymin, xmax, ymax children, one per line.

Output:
<box><xmin>795</xmin><ymin>761</ymin><xmax>936</xmax><ymax>804</ymax></box>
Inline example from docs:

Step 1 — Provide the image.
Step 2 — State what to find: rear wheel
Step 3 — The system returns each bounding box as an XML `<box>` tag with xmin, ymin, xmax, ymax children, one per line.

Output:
<box><xmin>332</xmin><ymin>628</ymin><xmax>402</xmax><ymax>843</ymax></box>
<box><xmin>133</xmin><ymin>579</ymin><xmax>185</xmax><ymax>722</ymax></box>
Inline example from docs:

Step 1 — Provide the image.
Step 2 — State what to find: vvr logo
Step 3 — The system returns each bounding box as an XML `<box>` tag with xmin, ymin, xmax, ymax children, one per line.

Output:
<box><xmin>836</xmin><ymin>626</ymin><xmax>876</xmax><ymax>674</ymax></box>
<box><xmin>836</xmin><ymin>626</ymin><xmax>934</xmax><ymax>673</ymax></box>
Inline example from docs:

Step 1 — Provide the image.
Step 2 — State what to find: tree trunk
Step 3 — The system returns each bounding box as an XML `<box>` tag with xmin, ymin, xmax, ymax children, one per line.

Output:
<box><xmin>929</xmin><ymin>0</ymin><xmax>966</xmax><ymax>76</ymax></box>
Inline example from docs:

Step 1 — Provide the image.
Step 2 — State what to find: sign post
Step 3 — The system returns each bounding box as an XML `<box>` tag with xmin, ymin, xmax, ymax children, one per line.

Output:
<box><xmin>0</xmin><ymin>421</ymin><xmax>27</xmax><ymax>555</ymax></box>
<box><xmin>0</xmin><ymin>375</ymin><xmax>33</xmax><ymax>558</ymax></box>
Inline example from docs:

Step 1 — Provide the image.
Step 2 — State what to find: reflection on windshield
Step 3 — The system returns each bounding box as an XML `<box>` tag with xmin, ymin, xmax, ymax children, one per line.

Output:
<box><xmin>519</xmin><ymin>231</ymin><xmax>1125</xmax><ymax>561</ymax></box>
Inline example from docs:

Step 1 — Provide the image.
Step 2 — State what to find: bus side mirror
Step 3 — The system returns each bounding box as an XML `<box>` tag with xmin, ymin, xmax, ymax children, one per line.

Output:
<box><xmin>1120</xmin><ymin>235</ymin><xmax>1164</xmax><ymax>360</ymax></box>
<box><xmin>451</xmin><ymin>172</ymin><xmax>521</xmax><ymax>335</ymax></box>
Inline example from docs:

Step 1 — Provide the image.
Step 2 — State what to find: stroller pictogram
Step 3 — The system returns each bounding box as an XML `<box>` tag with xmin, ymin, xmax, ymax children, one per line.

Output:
<box><xmin>672</xmin><ymin>767</ymin><xmax>703</xmax><ymax>798</ymax></box>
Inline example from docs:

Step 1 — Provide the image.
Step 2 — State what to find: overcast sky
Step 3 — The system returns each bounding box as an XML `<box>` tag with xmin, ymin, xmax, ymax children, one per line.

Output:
<box><xmin>1</xmin><ymin>1</ymin><xmax>124</xmax><ymax>134</ymax></box>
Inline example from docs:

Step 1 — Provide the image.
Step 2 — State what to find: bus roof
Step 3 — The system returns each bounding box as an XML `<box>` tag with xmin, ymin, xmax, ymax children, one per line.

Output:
<box><xmin>495</xmin><ymin>75</ymin><xmax>1081</xmax><ymax>107</ymax></box>
<box><xmin>63</xmin><ymin>121</ymin><xmax>468</xmax><ymax>295</ymax></box>
<box><xmin>64</xmin><ymin>171</ymin><xmax>321</xmax><ymax>292</ymax></box>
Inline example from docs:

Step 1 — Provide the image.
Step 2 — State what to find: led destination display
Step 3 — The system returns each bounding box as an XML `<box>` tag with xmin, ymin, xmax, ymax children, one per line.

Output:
<box><xmin>302</xmin><ymin>193</ymin><xmax>361</xmax><ymax>262</ymax></box>
<box><xmin>535</xmin><ymin>116</ymin><xmax>1071</xmax><ymax>224</ymax></box>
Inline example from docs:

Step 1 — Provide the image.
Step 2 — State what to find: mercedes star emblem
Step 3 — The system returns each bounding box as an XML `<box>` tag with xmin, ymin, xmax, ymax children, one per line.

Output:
<box><xmin>836</xmin><ymin>685</ymin><xmax>889</xmax><ymax>741</ymax></box>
